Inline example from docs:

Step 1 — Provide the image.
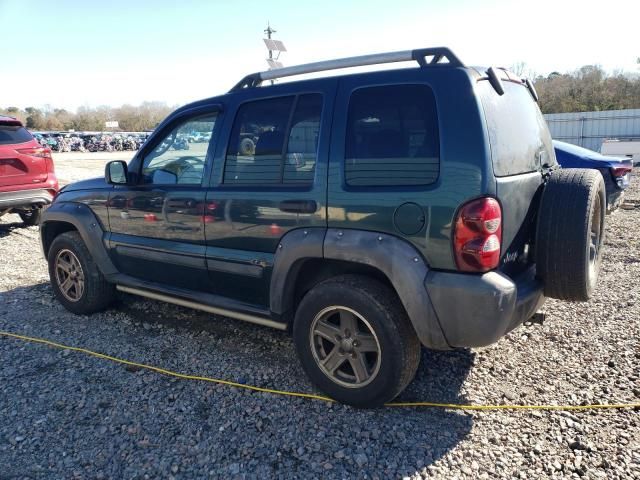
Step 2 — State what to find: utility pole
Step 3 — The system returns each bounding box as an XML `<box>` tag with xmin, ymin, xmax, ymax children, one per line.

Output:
<box><xmin>263</xmin><ymin>23</ymin><xmax>286</xmax><ymax>84</ymax></box>
<box><xmin>265</xmin><ymin>23</ymin><xmax>276</xmax><ymax>62</ymax></box>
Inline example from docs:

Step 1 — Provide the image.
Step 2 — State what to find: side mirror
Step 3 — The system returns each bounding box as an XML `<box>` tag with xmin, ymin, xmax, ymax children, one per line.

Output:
<box><xmin>105</xmin><ymin>160</ymin><xmax>128</xmax><ymax>185</ymax></box>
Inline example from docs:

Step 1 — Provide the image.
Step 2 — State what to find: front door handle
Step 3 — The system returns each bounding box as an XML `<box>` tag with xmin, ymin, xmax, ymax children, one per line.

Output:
<box><xmin>279</xmin><ymin>200</ymin><xmax>317</xmax><ymax>214</ymax></box>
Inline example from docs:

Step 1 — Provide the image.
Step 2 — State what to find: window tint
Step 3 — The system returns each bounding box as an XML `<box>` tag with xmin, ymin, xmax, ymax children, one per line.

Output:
<box><xmin>284</xmin><ymin>94</ymin><xmax>322</xmax><ymax>184</ymax></box>
<box><xmin>479</xmin><ymin>81</ymin><xmax>552</xmax><ymax>177</ymax></box>
<box><xmin>345</xmin><ymin>85</ymin><xmax>439</xmax><ymax>187</ymax></box>
<box><xmin>141</xmin><ymin>114</ymin><xmax>217</xmax><ymax>185</ymax></box>
<box><xmin>0</xmin><ymin>125</ymin><xmax>33</xmax><ymax>145</ymax></box>
<box><xmin>224</xmin><ymin>94</ymin><xmax>322</xmax><ymax>185</ymax></box>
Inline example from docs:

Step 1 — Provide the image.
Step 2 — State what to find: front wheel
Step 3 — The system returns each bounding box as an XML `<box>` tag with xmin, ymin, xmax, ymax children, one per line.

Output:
<box><xmin>48</xmin><ymin>231</ymin><xmax>116</xmax><ymax>315</ymax></box>
<box><xmin>293</xmin><ymin>275</ymin><xmax>420</xmax><ymax>408</ymax></box>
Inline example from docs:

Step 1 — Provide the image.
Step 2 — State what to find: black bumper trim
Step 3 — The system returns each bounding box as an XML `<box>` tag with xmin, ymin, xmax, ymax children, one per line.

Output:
<box><xmin>424</xmin><ymin>266</ymin><xmax>544</xmax><ymax>348</ymax></box>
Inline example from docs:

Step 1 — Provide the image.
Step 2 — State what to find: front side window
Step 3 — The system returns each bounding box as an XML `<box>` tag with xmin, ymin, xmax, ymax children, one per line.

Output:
<box><xmin>224</xmin><ymin>94</ymin><xmax>322</xmax><ymax>185</ymax></box>
<box><xmin>141</xmin><ymin>113</ymin><xmax>217</xmax><ymax>185</ymax></box>
<box><xmin>345</xmin><ymin>85</ymin><xmax>440</xmax><ymax>187</ymax></box>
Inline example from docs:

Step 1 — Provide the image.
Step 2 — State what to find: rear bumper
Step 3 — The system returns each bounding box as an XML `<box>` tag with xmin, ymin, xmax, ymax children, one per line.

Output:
<box><xmin>0</xmin><ymin>188</ymin><xmax>55</xmax><ymax>209</ymax></box>
<box><xmin>421</xmin><ymin>265</ymin><xmax>544</xmax><ymax>349</ymax></box>
<box><xmin>602</xmin><ymin>169</ymin><xmax>627</xmax><ymax>211</ymax></box>
<box><xmin>606</xmin><ymin>190</ymin><xmax>624</xmax><ymax>211</ymax></box>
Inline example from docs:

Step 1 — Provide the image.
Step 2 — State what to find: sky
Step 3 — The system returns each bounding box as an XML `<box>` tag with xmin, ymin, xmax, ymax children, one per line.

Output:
<box><xmin>1</xmin><ymin>0</ymin><xmax>638</xmax><ymax>111</ymax></box>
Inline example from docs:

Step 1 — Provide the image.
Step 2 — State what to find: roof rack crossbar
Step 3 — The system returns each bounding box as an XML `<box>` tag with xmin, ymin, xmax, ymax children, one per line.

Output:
<box><xmin>230</xmin><ymin>47</ymin><xmax>463</xmax><ymax>91</ymax></box>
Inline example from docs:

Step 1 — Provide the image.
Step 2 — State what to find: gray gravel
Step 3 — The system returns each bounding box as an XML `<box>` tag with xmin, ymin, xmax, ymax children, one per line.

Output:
<box><xmin>0</xmin><ymin>165</ymin><xmax>639</xmax><ymax>479</ymax></box>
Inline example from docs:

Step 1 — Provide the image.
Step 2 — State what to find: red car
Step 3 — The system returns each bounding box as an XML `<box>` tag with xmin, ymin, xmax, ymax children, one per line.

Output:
<box><xmin>0</xmin><ymin>116</ymin><xmax>58</xmax><ymax>225</ymax></box>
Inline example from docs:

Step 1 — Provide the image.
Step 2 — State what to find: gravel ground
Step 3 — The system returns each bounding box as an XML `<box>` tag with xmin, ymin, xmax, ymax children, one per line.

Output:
<box><xmin>0</xmin><ymin>161</ymin><xmax>638</xmax><ymax>479</ymax></box>
<box><xmin>52</xmin><ymin>151</ymin><xmax>135</xmax><ymax>186</ymax></box>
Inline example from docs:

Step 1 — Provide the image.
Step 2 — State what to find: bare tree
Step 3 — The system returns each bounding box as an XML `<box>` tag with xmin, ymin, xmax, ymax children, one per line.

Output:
<box><xmin>534</xmin><ymin>65</ymin><xmax>640</xmax><ymax>113</ymax></box>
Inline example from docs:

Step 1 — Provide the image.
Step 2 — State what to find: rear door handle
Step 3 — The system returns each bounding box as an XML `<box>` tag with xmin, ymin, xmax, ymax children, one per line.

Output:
<box><xmin>279</xmin><ymin>200</ymin><xmax>317</xmax><ymax>214</ymax></box>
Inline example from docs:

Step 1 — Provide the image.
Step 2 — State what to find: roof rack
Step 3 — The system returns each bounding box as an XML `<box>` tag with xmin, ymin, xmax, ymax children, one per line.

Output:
<box><xmin>230</xmin><ymin>47</ymin><xmax>463</xmax><ymax>92</ymax></box>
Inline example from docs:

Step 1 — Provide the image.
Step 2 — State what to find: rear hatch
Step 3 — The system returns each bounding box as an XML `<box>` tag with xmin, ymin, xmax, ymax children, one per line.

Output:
<box><xmin>0</xmin><ymin>120</ymin><xmax>49</xmax><ymax>188</ymax></box>
<box><xmin>477</xmin><ymin>71</ymin><xmax>557</xmax><ymax>276</ymax></box>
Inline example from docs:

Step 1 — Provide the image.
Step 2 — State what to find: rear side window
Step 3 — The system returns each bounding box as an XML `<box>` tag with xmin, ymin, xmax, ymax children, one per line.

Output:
<box><xmin>345</xmin><ymin>85</ymin><xmax>439</xmax><ymax>187</ymax></box>
<box><xmin>0</xmin><ymin>125</ymin><xmax>33</xmax><ymax>145</ymax></box>
<box><xmin>224</xmin><ymin>94</ymin><xmax>322</xmax><ymax>185</ymax></box>
<box><xmin>479</xmin><ymin>81</ymin><xmax>553</xmax><ymax>177</ymax></box>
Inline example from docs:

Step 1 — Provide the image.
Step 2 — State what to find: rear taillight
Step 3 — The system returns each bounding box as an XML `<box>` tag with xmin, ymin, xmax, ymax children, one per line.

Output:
<box><xmin>453</xmin><ymin>197</ymin><xmax>502</xmax><ymax>272</ymax></box>
<box><xmin>17</xmin><ymin>146</ymin><xmax>54</xmax><ymax>173</ymax></box>
<box><xmin>611</xmin><ymin>166</ymin><xmax>632</xmax><ymax>177</ymax></box>
<box><xmin>17</xmin><ymin>146</ymin><xmax>52</xmax><ymax>159</ymax></box>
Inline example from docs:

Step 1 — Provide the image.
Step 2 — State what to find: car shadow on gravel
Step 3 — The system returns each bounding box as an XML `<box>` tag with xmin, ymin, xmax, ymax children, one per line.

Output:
<box><xmin>0</xmin><ymin>219</ymin><xmax>29</xmax><ymax>238</ymax></box>
<box><xmin>2</xmin><ymin>284</ymin><xmax>475</xmax><ymax>478</ymax></box>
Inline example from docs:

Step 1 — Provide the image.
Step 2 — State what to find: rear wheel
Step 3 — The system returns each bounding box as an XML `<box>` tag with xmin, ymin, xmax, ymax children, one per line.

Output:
<box><xmin>535</xmin><ymin>168</ymin><xmax>606</xmax><ymax>301</ymax></box>
<box><xmin>48</xmin><ymin>231</ymin><xmax>116</xmax><ymax>314</ymax></box>
<box><xmin>19</xmin><ymin>207</ymin><xmax>43</xmax><ymax>226</ymax></box>
<box><xmin>293</xmin><ymin>275</ymin><xmax>420</xmax><ymax>408</ymax></box>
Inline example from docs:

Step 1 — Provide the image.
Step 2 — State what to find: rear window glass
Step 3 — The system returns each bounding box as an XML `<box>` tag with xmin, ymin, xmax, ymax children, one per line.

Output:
<box><xmin>479</xmin><ymin>81</ymin><xmax>553</xmax><ymax>177</ymax></box>
<box><xmin>345</xmin><ymin>84</ymin><xmax>440</xmax><ymax>187</ymax></box>
<box><xmin>0</xmin><ymin>125</ymin><xmax>33</xmax><ymax>145</ymax></box>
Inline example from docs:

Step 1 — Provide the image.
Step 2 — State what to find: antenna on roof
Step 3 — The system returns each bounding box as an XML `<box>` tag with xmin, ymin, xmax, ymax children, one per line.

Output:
<box><xmin>263</xmin><ymin>22</ymin><xmax>286</xmax><ymax>80</ymax></box>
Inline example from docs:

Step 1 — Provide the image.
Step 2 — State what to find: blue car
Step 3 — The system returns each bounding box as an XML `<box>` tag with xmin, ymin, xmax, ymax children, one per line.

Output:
<box><xmin>553</xmin><ymin>140</ymin><xmax>633</xmax><ymax>212</ymax></box>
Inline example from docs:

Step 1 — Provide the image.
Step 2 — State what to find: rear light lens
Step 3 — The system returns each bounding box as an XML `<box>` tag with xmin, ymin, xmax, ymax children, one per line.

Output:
<box><xmin>17</xmin><ymin>146</ymin><xmax>52</xmax><ymax>159</ymax></box>
<box><xmin>18</xmin><ymin>146</ymin><xmax>55</xmax><ymax>175</ymax></box>
<box><xmin>610</xmin><ymin>166</ymin><xmax>632</xmax><ymax>178</ymax></box>
<box><xmin>453</xmin><ymin>197</ymin><xmax>502</xmax><ymax>272</ymax></box>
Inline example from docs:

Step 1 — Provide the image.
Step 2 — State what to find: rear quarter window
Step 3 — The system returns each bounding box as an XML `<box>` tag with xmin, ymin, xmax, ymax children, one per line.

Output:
<box><xmin>344</xmin><ymin>84</ymin><xmax>440</xmax><ymax>187</ymax></box>
<box><xmin>479</xmin><ymin>81</ymin><xmax>553</xmax><ymax>177</ymax></box>
<box><xmin>0</xmin><ymin>125</ymin><xmax>33</xmax><ymax>145</ymax></box>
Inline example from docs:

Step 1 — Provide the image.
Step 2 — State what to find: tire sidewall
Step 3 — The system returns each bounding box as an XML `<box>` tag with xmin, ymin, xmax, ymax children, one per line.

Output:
<box><xmin>585</xmin><ymin>178</ymin><xmax>606</xmax><ymax>295</ymax></box>
<box><xmin>293</xmin><ymin>280</ymin><xmax>409</xmax><ymax>407</ymax></box>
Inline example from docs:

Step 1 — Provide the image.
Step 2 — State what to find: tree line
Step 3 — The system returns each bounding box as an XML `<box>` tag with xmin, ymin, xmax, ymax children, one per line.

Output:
<box><xmin>2</xmin><ymin>64</ymin><xmax>639</xmax><ymax>130</ymax></box>
<box><xmin>533</xmin><ymin>65</ymin><xmax>640</xmax><ymax>114</ymax></box>
<box><xmin>0</xmin><ymin>101</ymin><xmax>175</xmax><ymax>132</ymax></box>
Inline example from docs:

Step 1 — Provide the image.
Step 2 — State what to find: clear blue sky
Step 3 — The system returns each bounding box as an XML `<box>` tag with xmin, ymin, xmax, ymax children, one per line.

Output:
<box><xmin>1</xmin><ymin>0</ymin><xmax>638</xmax><ymax>110</ymax></box>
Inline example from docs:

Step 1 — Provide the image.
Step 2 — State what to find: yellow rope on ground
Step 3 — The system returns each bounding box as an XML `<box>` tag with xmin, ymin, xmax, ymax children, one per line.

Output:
<box><xmin>1</xmin><ymin>330</ymin><xmax>639</xmax><ymax>411</ymax></box>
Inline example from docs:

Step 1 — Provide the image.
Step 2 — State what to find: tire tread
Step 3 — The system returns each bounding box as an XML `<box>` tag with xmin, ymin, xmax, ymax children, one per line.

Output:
<box><xmin>536</xmin><ymin>168</ymin><xmax>605</xmax><ymax>301</ymax></box>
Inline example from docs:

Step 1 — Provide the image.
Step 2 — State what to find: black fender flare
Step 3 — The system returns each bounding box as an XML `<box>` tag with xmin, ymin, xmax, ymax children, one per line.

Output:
<box><xmin>270</xmin><ymin>227</ymin><xmax>326</xmax><ymax>317</ymax></box>
<box><xmin>270</xmin><ymin>227</ymin><xmax>450</xmax><ymax>350</ymax></box>
<box><xmin>40</xmin><ymin>202</ymin><xmax>118</xmax><ymax>277</ymax></box>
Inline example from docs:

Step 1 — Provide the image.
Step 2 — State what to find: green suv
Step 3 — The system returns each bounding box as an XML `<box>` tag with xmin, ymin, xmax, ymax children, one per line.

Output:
<box><xmin>40</xmin><ymin>48</ymin><xmax>606</xmax><ymax>407</ymax></box>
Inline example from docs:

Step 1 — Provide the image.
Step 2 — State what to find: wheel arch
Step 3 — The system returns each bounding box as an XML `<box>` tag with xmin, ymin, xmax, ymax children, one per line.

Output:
<box><xmin>40</xmin><ymin>202</ymin><xmax>118</xmax><ymax>277</ymax></box>
<box><xmin>41</xmin><ymin>220</ymin><xmax>77</xmax><ymax>257</ymax></box>
<box><xmin>270</xmin><ymin>228</ymin><xmax>450</xmax><ymax>349</ymax></box>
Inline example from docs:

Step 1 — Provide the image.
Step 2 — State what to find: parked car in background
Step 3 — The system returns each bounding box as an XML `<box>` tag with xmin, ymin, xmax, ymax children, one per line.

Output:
<box><xmin>601</xmin><ymin>139</ymin><xmax>640</xmax><ymax>166</ymax></box>
<box><xmin>0</xmin><ymin>116</ymin><xmax>58</xmax><ymax>225</ymax></box>
<box><xmin>554</xmin><ymin>140</ymin><xmax>633</xmax><ymax>212</ymax></box>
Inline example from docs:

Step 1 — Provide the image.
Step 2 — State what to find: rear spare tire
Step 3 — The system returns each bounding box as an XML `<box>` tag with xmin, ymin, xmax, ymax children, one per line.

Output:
<box><xmin>535</xmin><ymin>168</ymin><xmax>606</xmax><ymax>301</ymax></box>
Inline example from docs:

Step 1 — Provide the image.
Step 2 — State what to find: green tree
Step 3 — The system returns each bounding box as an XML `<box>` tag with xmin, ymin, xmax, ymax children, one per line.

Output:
<box><xmin>24</xmin><ymin>107</ymin><xmax>44</xmax><ymax>129</ymax></box>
